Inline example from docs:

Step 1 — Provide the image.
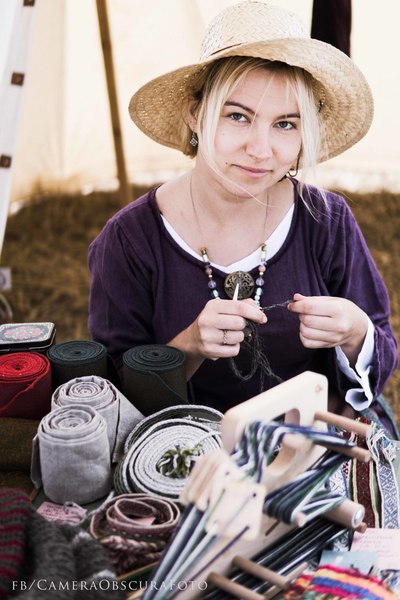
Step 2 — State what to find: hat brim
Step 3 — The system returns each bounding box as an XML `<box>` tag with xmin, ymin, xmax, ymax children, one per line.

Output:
<box><xmin>129</xmin><ymin>37</ymin><xmax>373</xmax><ymax>165</ymax></box>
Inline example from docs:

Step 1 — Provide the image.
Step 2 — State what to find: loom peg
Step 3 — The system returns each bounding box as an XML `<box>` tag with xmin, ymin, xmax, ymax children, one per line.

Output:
<box><xmin>207</xmin><ymin>571</ymin><xmax>265</xmax><ymax>600</ymax></box>
<box><xmin>232</xmin><ymin>556</ymin><xmax>309</xmax><ymax>590</ymax></box>
<box><xmin>323</xmin><ymin>498</ymin><xmax>365</xmax><ymax>529</ymax></box>
<box><xmin>314</xmin><ymin>411</ymin><xmax>372</xmax><ymax>437</ymax></box>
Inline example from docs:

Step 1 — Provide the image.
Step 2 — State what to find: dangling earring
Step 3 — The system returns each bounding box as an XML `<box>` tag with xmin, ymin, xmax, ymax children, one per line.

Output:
<box><xmin>190</xmin><ymin>131</ymin><xmax>198</xmax><ymax>147</ymax></box>
<box><xmin>288</xmin><ymin>154</ymin><xmax>300</xmax><ymax>178</ymax></box>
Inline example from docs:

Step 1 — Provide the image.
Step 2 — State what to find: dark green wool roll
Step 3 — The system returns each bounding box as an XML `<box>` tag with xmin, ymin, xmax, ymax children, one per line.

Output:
<box><xmin>122</xmin><ymin>345</ymin><xmax>188</xmax><ymax>416</ymax></box>
<box><xmin>47</xmin><ymin>340</ymin><xmax>108</xmax><ymax>390</ymax></box>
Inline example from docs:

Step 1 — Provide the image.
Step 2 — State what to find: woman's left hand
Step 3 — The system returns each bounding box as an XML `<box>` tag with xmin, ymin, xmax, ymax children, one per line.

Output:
<box><xmin>288</xmin><ymin>293</ymin><xmax>368</xmax><ymax>367</ymax></box>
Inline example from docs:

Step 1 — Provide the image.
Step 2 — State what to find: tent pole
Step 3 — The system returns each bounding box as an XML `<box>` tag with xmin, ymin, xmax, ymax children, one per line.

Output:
<box><xmin>96</xmin><ymin>0</ymin><xmax>133</xmax><ymax>206</ymax></box>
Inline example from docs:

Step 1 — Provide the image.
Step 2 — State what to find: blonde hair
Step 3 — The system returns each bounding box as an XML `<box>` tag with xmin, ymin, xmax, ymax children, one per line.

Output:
<box><xmin>184</xmin><ymin>56</ymin><xmax>325</xmax><ymax>211</ymax></box>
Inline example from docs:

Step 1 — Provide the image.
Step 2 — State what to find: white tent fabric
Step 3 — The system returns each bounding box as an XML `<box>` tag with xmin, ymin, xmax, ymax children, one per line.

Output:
<box><xmin>1</xmin><ymin>0</ymin><xmax>400</xmax><ymax>214</ymax></box>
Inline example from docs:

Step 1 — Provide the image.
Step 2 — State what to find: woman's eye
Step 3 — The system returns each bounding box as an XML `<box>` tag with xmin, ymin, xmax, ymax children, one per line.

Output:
<box><xmin>228</xmin><ymin>112</ymin><xmax>248</xmax><ymax>122</ymax></box>
<box><xmin>276</xmin><ymin>120</ymin><xmax>295</xmax><ymax>130</ymax></box>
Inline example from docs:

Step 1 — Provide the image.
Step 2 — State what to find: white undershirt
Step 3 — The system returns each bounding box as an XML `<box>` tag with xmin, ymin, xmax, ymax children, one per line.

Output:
<box><xmin>161</xmin><ymin>208</ymin><xmax>375</xmax><ymax>409</ymax></box>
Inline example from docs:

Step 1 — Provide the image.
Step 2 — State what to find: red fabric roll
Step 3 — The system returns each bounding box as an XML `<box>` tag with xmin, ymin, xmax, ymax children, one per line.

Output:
<box><xmin>0</xmin><ymin>352</ymin><xmax>52</xmax><ymax>419</ymax></box>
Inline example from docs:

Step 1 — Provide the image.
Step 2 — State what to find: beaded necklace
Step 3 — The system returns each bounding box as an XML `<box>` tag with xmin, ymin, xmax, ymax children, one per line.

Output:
<box><xmin>200</xmin><ymin>245</ymin><xmax>267</xmax><ymax>304</ymax></box>
<box><xmin>189</xmin><ymin>175</ymin><xmax>269</xmax><ymax>303</ymax></box>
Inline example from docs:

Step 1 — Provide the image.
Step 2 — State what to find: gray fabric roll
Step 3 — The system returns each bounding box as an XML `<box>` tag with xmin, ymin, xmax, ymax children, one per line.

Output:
<box><xmin>51</xmin><ymin>376</ymin><xmax>144</xmax><ymax>462</ymax></box>
<box><xmin>31</xmin><ymin>405</ymin><xmax>112</xmax><ymax>504</ymax></box>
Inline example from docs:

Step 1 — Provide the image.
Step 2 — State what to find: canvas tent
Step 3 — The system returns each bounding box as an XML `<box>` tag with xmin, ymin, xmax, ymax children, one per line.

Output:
<box><xmin>1</xmin><ymin>0</ymin><xmax>400</xmax><ymax>251</ymax></box>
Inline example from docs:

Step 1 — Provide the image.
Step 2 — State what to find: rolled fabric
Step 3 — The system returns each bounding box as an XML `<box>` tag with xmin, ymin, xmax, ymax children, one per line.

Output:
<box><xmin>123</xmin><ymin>345</ymin><xmax>188</xmax><ymax>416</ymax></box>
<box><xmin>31</xmin><ymin>404</ymin><xmax>112</xmax><ymax>504</ymax></box>
<box><xmin>0</xmin><ymin>352</ymin><xmax>52</xmax><ymax>418</ymax></box>
<box><xmin>47</xmin><ymin>340</ymin><xmax>108</xmax><ymax>390</ymax></box>
<box><xmin>114</xmin><ymin>405</ymin><xmax>222</xmax><ymax>500</ymax></box>
<box><xmin>89</xmin><ymin>493</ymin><xmax>180</xmax><ymax>575</ymax></box>
<box><xmin>0</xmin><ymin>418</ymin><xmax>40</xmax><ymax>471</ymax></box>
<box><xmin>52</xmin><ymin>376</ymin><xmax>144</xmax><ymax>462</ymax></box>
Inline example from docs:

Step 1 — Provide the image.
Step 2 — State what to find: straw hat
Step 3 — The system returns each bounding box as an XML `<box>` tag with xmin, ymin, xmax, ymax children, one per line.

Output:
<box><xmin>129</xmin><ymin>0</ymin><xmax>373</xmax><ymax>164</ymax></box>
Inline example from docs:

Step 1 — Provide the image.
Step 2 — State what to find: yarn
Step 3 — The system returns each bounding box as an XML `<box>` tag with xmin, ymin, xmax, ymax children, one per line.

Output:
<box><xmin>229</xmin><ymin>300</ymin><xmax>293</xmax><ymax>389</ymax></box>
<box><xmin>282</xmin><ymin>564</ymin><xmax>398</xmax><ymax>600</ymax></box>
<box><xmin>0</xmin><ymin>488</ymin><xmax>30</xmax><ymax>600</ymax></box>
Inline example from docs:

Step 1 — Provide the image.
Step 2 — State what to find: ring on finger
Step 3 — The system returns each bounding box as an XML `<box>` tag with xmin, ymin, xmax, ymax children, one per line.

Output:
<box><xmin>222</xmin><ymin>329</ymin><xmax>228</xmax><ymax>345</ymax></box>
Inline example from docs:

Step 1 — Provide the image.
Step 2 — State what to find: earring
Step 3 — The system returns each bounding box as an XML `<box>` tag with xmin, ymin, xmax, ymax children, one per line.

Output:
<box><xmin>190</xmin><ymin>131</ymin><xmax>198</xmax><ymax>147</ymax></box>
<box><xmin>288</xmin><ymin>154</ymin><xmax>300</xmax><ymax>177</ymax></box>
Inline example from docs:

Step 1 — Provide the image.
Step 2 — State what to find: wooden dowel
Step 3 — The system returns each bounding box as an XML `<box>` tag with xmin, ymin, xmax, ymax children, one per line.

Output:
<box><xmin>96</xmin><ymin>0</ymin><xmax>133</xmax><ymax>206</ymax></box>
<box><xmin>324</xmin><ymin>499</ymin><xmax>365</xmax><ymax>529</ymax></box>
<box><xmin>322</xmin><ymin>443</ymin><xmax>370</xmax><ymax>463</ymax></box>
<box><xmin>314</xmin><ymin>411</ymin><xmax>371</xmax><ymax>437</ymax></box>
<box><xmin>207</xmin><ymin>572</ymin><xmax>264</xmax><ymax>600</ymax></box>
<box><xmin>232</xmin><ymin>556</ymin><xmax>291</xmax><ymax>589</ymax></box>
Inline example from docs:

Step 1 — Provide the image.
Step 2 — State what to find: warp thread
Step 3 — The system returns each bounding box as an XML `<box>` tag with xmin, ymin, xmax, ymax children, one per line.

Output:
<box><xmin>141</xmin><ymin>422</ymin><xmax>357</xmax><ymax>600</ymax></box>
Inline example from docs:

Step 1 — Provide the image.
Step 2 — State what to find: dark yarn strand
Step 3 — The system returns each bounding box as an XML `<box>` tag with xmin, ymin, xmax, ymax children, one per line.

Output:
<box><xmin>229</xmin><ymin>321</ymin><xmax>283</xmax><ymax>391</ymax></box>
<box><xmin>229</xmin><ymin>300</ymin><xmax>292</xmax><ymax>390</ymax></box>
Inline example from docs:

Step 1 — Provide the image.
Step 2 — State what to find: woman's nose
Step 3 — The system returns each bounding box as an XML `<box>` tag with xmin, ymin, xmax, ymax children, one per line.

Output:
<box><xmin>245</xmin><ymin>124</ymin><xmax>273</xmax><ymax>160</ymax></box>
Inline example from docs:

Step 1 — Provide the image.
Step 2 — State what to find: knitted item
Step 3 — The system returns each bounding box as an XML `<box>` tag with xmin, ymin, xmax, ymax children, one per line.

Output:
<box><xmin>282</xmin><ymin>564</ymin><xmax>398</xmax><ymax>600</ymax></box>
<box><xmin>0</xmin><ymin>488</ymin><xmax>30</xmax><ymax>600</ymax></box>
<box><xmin>13</xmin><ymin>510</ymin><xmax>124</xmax><ymax>599</ymax></box>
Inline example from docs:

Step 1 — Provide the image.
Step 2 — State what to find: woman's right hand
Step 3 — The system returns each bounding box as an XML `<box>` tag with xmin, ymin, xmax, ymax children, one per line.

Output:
<box><xmin>168</xmin><ymin>299</ymin><xmax>267</xmax><ymax>379</ymax></box>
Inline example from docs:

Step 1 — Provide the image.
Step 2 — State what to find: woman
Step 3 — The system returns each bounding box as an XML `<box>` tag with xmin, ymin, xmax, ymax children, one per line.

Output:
<box><xmin>88</xmin><ymin>1</ymin><xmax>398</xmax><ymax>432</ymax></box>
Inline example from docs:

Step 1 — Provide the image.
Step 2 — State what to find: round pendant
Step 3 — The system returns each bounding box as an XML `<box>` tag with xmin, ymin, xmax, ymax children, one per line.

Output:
<box><xmin>224</xmin><ymin>271</ymin><xmax>255</xmax><ymax>300</ymax></box>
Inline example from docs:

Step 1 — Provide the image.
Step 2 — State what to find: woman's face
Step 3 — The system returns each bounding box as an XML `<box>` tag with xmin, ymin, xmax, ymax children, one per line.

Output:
<box><xmin>198</xmin><ymin>68</ymin><xmax>302</xmax><ymax>197</ymax></box>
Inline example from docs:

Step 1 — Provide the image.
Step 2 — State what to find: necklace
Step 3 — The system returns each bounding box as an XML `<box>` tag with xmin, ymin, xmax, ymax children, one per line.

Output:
<box><xmin>189</xmin><ymin>175</ymin><xmax>268</xmax><ymax>304</ymax></box>
<box><xmin>200</xmin><ymin>245</ymin><xmax>267</xmax><ymax>304</ymax></box>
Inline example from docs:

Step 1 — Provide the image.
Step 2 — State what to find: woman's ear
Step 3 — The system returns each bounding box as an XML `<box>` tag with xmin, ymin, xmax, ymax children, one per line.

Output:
<box><xmin>186</xmin><ymin>98</ymin><xmax>198</xmax><ymax>132</ymax></box>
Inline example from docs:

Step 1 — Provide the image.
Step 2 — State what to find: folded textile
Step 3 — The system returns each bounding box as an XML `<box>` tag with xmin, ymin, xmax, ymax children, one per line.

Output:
<box><xmin>0</xmin><ymin>487</ymin><xmax>31</xmax><ymax>600</ymax></box>
<box><xmin>0</xmin><ymin>352</ymin><xmax>52</xmax><ymax>419</ymax></box>
<box><xmin>114</xmin><ymin>405</ymin><xmax>222</xmax><ymax>500</ymax></box>
<box><xmin>31</xmin><ymin>405</ymin><xmax>112</xmax><ymax>504</ymax></box>
<box><xmin>282</xmin><ymin>564</ymin><xmax>398</xmax><ymax>599</ymax></box>
<box><xmin>0</xmin><ymin>418</ymin><xmax>40</xmax><ymax>472</ymax></box>
<box><xmin>47</xmin><ymin>340</ymin><xmax>109</xmax><ymax>390</ymax></box>
<box><xmin>123</xmin><ymin>345</ymin><xmax>188</xmax><ymax>416</ymax></box>
<box><xmin>89</xmin><ymin>493</ymin><xmax>180</xmax><ymax>575</ymax></box>
<box><xmin>0</xmin><ymin>487</ymin><xmax>124</xmax><ymax>600</ymax></box>
<box><xmin>52</xmin><ymin>376</ymin><xmax>144</xmax><ymax>462</ymax></box>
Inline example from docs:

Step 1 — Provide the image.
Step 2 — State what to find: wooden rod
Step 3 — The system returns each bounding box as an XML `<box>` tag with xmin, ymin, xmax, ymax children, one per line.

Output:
<box><xmin>207</xmin><ymin>572</ymin><xmax>264</xmax><ymax>600</ymax></box>
<box><xmin>232</xmin><ymin>556</ymin><xmax>291</xmax><ymax>589</ymax></box>
<box><xmin>314</xmin><ymin>411</ymin><xmax>372</xmax><ymax>437</ymax></box>
<box><xmin>96</xmin><ymin>0</ymin><xmax>133</xmax><ymax>206</ymax></box>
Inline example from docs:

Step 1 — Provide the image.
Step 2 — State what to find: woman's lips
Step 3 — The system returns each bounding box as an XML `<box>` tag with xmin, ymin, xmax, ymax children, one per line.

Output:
<box><xmin>234</xmin><ymin>164</ymin><xmax>270</xmax><ymax>177</ymax></box>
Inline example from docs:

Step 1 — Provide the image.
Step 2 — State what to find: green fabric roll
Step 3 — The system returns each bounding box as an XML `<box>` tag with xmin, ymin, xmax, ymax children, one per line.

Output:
<box><xmin>0</xmin><ymin>418</ymin><xmax>40</xmax><ymax>471</ymax></box>
<box><xmin>123</xmin><ymin>345</ymin><xmax>188</xmax><ymax>416</ymax></box>
<box><xmin>47</xmin><ymin>340</ymin><xmax>108</xmax><ymax>390</ymax></box>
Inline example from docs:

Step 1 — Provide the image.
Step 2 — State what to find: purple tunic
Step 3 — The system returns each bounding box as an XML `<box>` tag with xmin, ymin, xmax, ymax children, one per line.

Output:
<box><xmin>88</xmin><ymin>182</ymin><xmax>397</xmax><ymax>413</ymax></box>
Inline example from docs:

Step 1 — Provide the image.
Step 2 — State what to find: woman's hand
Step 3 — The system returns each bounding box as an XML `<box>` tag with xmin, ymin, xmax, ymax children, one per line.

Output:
<box><xmin>288</xmin><ymin>293</ymin><xmax>368</xmax><ymax>367</ymax></box>
<box><xmin>168</xmin><ymin>298</ymin><xmax>267</xmax><ymax>379</ymax></box>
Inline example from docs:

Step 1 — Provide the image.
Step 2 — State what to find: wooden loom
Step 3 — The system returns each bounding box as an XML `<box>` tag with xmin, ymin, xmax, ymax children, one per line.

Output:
<box><xmin>172</xmin><ymin>371</ymin><xmax>372</xmax><ymax>600</ymax></box>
